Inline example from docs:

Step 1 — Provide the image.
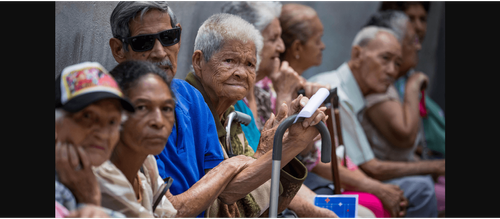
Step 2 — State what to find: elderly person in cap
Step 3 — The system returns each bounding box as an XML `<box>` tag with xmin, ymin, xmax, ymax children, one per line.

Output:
<box><xmin>187</xmin><ymin>13</ymin><xmax>329</xmax><ymax>217</ymax></box>
<box><xmin>309</xmin><ymin>25</ymin><xmax>441</xmax><ymax>217</ymax></box>
<box><xmin>108</xmin><ymin>2</ymin><xmax>254</xmax><ymax>217</ymax></box>
<box><xmin>55</xmin><ymin>62</ymin><xmax>134</xmax><ymax>218</ymax></box>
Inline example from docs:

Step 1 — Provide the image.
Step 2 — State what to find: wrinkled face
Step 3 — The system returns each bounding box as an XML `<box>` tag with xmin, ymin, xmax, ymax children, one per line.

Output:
<box><xmin>200</xmin><ymin>39</ymin><xmax>257</xmax><ymax>103</ymax></box>
<box><xmin>358</xmin><ymin>32</ymin><xmax>402</xmax><ymax>95</ymax></box>
<box><xmin>300</xmin><ymin>15</ymin><xmax>325</xmax><ymax>69</ymax></box>
<box><xmin>120</xmin><ymin>74</ymin><xmax>175</xmax><ymax>156</ymax></box>
<box><xmin>258</xmin><ymin>18</ymin><xmax>285</xmax><ymax>81</ymax></box>
<box><xmin>124</xmin><ymin>9</ymin><xmax>181</xmax><ymax>79</ymax></box>
<box><xmin>56</xmin><ymin>99</ymin><xmax>123</xmax><ymax>166</ymax></box>
<box><xmin>400</xmin><ymin>21</ymin><xmax>422</xmax><ymax>76</ymax></box>
<box><xmin>405</xmin><ymin>4</ymin><xmax>427</xmax><ymax>42</ymax></box>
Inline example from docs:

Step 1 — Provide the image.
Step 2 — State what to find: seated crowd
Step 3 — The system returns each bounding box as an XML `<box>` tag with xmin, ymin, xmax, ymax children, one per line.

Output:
<box><xmin>55</xmin><ymin>1</ymin><xmax>445</xmax><ymax>218</ymax></box>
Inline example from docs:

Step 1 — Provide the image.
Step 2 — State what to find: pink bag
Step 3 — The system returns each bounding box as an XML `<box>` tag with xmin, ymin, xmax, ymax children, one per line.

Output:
<box><xmin>55</xmin><ymin>201</ymin><xmax>69</xmax><ymax>218</ymax></box>
<box><xmin>420</xmin><ymin>90</ymin><xmax>428</xmax><ymax>118</ymax></box>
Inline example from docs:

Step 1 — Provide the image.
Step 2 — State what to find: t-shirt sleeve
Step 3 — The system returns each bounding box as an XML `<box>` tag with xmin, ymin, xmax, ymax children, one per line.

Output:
<box><xmin>203</xmin><ymin>101</ymin><xmax>225</xmax><ymax>170</ymax></box>
<box><xmin>339</xmin><ymin>101</ymin><xmax>374</xmax><ymax>166</ymax></box>
<box><xmin>364</xmin><ymin>85</ymin><xmax>400</xmax><ymax>108</ymax></box>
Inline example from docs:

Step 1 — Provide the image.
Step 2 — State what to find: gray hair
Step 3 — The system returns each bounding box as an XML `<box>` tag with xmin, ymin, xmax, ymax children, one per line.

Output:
<box><xmin>221</xmin><ymin>1</ymin><xmax>282</xmax><ymax>32</ymax></box>
<box><xmin>279</xmin><ymin>4</ymin><xmax>318</xmax><ymax>52</ymax></box>
<box><xmin>352</xmin><ymin>26</ymin><xmax>398</xmax><ymax>47</ymax></box>
<box><xmin>194</xmin><ymin>13</ymin><xmax>264</xmax><ymax>71</ymax></box>
<box><xmin>110</xmin><ymin>1</ymin><xmax>178</xmax><ymax>51</ymax></box>
<box><xmin>364</xmin><ymin>10</ymin><xmax>409</xmax><ymax>43</ymax></box>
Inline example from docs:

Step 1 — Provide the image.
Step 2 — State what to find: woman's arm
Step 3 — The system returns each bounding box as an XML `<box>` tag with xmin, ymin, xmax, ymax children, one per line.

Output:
<box><xmin>165</xmin><ymin>155</ymin><xmax>254</xmax><ymax>217</ymax></box>
<box><xmin>219</xmin><ymin>96</ymin><xmax>327</xmax><ymax>204</ymax></box>
<box><xmin>364</xmin><ymin>72</ymin><xmax>429</xmax><ymax>148</ymax></box>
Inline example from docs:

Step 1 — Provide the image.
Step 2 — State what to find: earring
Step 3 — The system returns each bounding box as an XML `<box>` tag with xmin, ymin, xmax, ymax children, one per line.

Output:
<box><xmin>295</xmin><ymin>54</ymin><xmax>300</xmax><ymax>59</ymax></box>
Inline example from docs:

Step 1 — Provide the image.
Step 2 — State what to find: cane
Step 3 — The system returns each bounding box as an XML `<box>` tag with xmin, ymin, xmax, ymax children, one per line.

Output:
<box><xmin>225</xmin><ymin>111</ymin><xmax>252</xmax><ymax>157</ymax></box>
<box><xmin>324</xmin><ymin>88</ymin><xmax>344</xmax><ymax>194</ymax></box>
<box><xmin>298</xmin><ymin>88</ymin><xmax>344</xmax><ymax>194</ymax></box>
<box><xmin>269</xmin><ymin>114</ymin><xmax>331</xmax><ymax>217</ymax></box>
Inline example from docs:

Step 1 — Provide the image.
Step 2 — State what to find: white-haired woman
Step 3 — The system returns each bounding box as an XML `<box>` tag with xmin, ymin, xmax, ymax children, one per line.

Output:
<box><xmin>221</xmin><ymin>2</ymin><xmax>342</xmax><ymax>218</ymax></box>
<box><xmin>187</xmin><ymin>13</ymin><xmax>328</xmax><ymax>217</ymax></box>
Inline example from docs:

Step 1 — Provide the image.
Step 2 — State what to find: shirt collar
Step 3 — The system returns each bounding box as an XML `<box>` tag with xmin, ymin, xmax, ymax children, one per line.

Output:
<box><xmin>337</xmin><ymin>62</ymin><xmax>366</xmax><ymax>114</ymax></box>
<box><xmin>185</xmin><ymin>71</ymin><xmax>229</xmax><ymax>139</ymax></box>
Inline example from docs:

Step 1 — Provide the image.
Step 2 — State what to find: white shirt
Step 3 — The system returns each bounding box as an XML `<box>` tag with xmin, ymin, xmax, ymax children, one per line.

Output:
<box><xmin>308</xmin><ymin>62</ymin><xmax>375</xmax><ymax>166</ymax></box>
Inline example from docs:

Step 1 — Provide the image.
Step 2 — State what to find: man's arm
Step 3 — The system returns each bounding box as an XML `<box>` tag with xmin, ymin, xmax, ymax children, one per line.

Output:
<box><xmin>359</xmin><ymin>158</ymin><xmax>445</xmax><ymax>181</ymax></box>
<box><xmin>365</xmin><ymin>73</ymin><xmax>428</xmax><ymax>148</ymax></box>
<box><xmin>165</xmin><ymin>155</ymin><xmax>254</xmax><ymax>217</ymax></box>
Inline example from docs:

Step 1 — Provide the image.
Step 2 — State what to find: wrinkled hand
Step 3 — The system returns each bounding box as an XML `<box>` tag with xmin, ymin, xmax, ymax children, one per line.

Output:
<box><xmin>376</xmin><ymin>183</ymin><xmax>408</xmax><ymax>217</ymax></box>
<box><xmin>269</xmin><ymin>60</ymin><xmax>304</xmax><ymax>99</ymax></box>
<box><xmin>316</xmin><ymin>206</ymin><xmax>339</xmax><ymax>218</ymax></box>
<box><xmin>408</xmin><ymin>71</ymin><xmax>429</xmax><ymax>91</ymax></box>
<box><xmin>286</xmin><ymin>95</ymin><xmax>328</xmax><ymax>146</ymax></box>
<box><xmin>67</xmin><ymin>204</ymin><xmax>110</xmax><ymax>218</ymax></box>
<box><xmin>255</xmin><ymin>101</ymin><xmax>290</xmax><ymax>158</ymax></box>
<box><xmin>55</xmin><ymin>142</ymin><xmax>100</xmax><ymax>205</ymax></box>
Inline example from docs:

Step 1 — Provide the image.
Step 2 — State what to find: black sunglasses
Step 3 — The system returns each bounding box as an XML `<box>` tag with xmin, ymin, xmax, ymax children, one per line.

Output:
<box><xmin>119</xmin><ymin>27</ymin><xmax>181</xmax><ymax>52</ymax></box>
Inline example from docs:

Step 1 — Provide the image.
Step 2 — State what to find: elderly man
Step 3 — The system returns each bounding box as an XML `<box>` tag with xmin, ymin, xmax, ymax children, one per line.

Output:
<box><xmin>309</xmin><ymin>26</ymin><xmax>440</xmax><ymax>217</ymax></box>
<box><xmin>363</xmin><ymin>10</ymin><xmax>446</xmax><ymax>215</ymax></box>
<box><xmin>55</xmin><ymin>62</ymin><xmax>134</xmax><ymax>217</ymax></box>
<box><xmin>107</xmin><ymin>2</ymin><xmax>253</xmax><ymax>217</ymax></box>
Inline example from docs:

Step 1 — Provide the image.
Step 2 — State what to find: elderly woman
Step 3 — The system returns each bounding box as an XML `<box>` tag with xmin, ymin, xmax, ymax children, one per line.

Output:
<box><xmin>222</xmin><ymin>1</ymin><xmax>312</xmax><ymax>131</ymax></box>
<box><xmin>187</xmin><ymin>13</ymin><xmax>328</xmax><ymax>217</ymax></box>
<box><xmin>55</xmin><ymin>62</ymin><xmax>134</xmax><ymax>217</ymax></box>
<box><xmin>94</xmin><ymin>60</ymin><xmax>254</xmax><ymax>217</ymax></box>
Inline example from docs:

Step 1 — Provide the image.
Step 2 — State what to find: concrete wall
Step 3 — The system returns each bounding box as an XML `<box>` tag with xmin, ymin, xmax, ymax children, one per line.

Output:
<box><xmin>56</xmin><ymin>1</ymin><xmax>445</xmax><ymax>110</ymax></box>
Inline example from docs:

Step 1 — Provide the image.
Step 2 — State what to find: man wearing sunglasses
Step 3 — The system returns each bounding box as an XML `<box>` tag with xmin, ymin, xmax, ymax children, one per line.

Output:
<box><xmin>108</xmin><ymin>2</ymin><xmax>254</xmax><ymax>217</ymax></box>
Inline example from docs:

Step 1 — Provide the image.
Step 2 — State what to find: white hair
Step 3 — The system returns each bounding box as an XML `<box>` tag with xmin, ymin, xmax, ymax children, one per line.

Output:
<box><xmin>194</xmin><ymin>13</ymin><xmax>264</xmax><ymax>71</ymax></box>
<box><xmin>352</xmin><ymin>26</ymin><xmax>399</xmax><ymax>47</ymax></box>
<box><xmin>221</xmin><ymin>1</ymin><xmax>282</xmax><ymax>32</ymax></box>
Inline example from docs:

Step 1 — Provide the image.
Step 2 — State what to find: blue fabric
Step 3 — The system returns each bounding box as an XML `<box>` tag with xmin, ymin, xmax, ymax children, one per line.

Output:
<box><xmin>55</xmin><ymin>171</ymin><xmax>77</xmax><ymax>211</ymax></box>
<box><xmin>155</xmin><ymin>79</ymin><xmax>224</xmax><ymax>218</ymax></box>
<box><xmin>233</xmin><ymin>100</ymin><xmax>260</xmax><ymax>152</ymax></box>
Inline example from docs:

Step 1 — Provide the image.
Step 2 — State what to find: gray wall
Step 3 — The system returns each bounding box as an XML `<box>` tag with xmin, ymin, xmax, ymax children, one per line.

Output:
<box><xmin>56</xmin><ymin>1</ymin><xmax>445</xmax><ymax>110</ymax></box>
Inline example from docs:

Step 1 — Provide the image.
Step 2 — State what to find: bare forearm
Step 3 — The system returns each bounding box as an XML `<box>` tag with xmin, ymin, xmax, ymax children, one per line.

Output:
<box><xmin>400</xmin><ymin>82</ymin><xmax>422</xmax><ymax>144</ymax></box>
<box><xmin>166</xmin><ymin>160</ymin><xmax>244</xmax><ymax>217</ymax></box>
<box><xmin>360</xmin><ymin>159</ymin><xmax>441</xmax><ymax>181</ymax></box>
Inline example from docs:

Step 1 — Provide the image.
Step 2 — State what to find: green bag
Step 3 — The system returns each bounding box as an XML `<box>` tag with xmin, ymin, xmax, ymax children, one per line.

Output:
<box><xmin>422</xmin><ymin>96</ymin><xmax>445</xmax><ymax>157</ymax></box>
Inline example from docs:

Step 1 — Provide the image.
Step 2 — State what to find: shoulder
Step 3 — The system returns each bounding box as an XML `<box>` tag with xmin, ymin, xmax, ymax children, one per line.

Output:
<box><xmin>172</xmin><ymin>79</ymin><xmax>209</xmax><ymax>112</ymax></box>
<box><xmin>308</xmin><ymin>69</ymin><xmax>341</xmax><ymax>88</ymax></box>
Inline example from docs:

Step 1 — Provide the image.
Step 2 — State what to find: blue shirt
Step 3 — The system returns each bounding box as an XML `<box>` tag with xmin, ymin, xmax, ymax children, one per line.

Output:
<box><xmin>233</xmin><ymin>100</ymin><xmax>260</xmax><ymax>152</ymax></box>
<box><xmin>155</xmin><ymin>79</ymin><xmax>224</xmax><ymax>217</ymax></box>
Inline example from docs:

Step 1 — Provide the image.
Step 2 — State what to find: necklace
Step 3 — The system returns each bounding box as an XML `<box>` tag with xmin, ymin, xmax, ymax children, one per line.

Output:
<box><xmin>135</xmin><ymin>172</ymin><xmax>143</xmax><ymax>203</ymax></box>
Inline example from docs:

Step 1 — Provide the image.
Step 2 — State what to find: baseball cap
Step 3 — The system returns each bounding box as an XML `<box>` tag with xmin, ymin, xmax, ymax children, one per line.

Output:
<box><xmin>55</xmin><ymin>62</ymin><xmax>135</xmax><ymax>113</ymax></box>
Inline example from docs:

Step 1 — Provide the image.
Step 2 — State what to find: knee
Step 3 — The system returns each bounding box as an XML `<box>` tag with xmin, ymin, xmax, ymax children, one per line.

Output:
<box><xmin>405</xmin><ymin>176</ymin><xmax>436</xmax><ymax>200</ymax></box>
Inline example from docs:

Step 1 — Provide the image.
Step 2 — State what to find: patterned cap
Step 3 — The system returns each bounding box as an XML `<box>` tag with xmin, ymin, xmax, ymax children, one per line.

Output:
<box><xmin>55</xmin><ymin>62</ymin><xmax>135</xmax><ymax>113</ymax></box>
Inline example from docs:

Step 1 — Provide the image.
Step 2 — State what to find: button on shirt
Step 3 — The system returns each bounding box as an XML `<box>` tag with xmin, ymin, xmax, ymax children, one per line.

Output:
<box><xmin>308</xmin><ymin>62</ymin><xmax>375</xmax><ymax>166</ymax></box>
